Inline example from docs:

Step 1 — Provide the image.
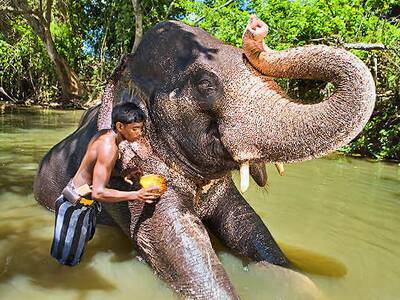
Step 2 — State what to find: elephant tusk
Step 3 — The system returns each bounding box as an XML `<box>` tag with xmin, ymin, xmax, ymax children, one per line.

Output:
<box><xmin>240</xmin><ymin>161</ymin><xmax>250</xmax><ymax>193</ymax></box>
<box><xmin>275</xmin><ymin>163</ymin><xmax>285</xmax><ymax>176</ymax></box>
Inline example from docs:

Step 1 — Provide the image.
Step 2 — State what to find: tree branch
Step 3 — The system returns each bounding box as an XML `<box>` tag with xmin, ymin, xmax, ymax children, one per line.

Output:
<box><xmin>344</xmin><ymin>43</ymin><xmax>386</xmax><ymax>51</ymax></box>
<box><xmin>45</xmin><ymin>0</ymin><xmax>53</xmax><ymax>25</ymax></box>
<box><xmin>310</xmin><ymin>37</ymin><xmax>388</xmax><ymax>52</ymax></box>
<box><xmin>131</xmin><ymin>0</ymin><xmax>143</xmax><ymax>53</ymax></box>
<box><xmin>0</xmin><ymin>87</ymin><xmax>17</xmax><ymax>102</ymax></box>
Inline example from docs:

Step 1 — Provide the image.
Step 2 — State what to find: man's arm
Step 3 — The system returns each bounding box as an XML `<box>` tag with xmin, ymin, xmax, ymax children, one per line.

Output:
<box><xmin>91</xmin><ymin>138</ymin><xmax>159</xmax><ymax>203</ymax></box>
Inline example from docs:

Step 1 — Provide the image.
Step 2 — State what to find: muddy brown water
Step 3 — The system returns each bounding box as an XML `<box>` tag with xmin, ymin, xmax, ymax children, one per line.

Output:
<box><xmin>0</xmin><ymin>107</ymin><xmax>399</xmax><ymax>300</ymax></box>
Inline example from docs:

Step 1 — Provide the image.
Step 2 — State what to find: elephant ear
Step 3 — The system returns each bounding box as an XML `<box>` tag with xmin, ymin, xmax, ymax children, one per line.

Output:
<box><xmin>97</xmin><ymin>55</ymin><xmax>145</xmax><ymax>130</ymax></box>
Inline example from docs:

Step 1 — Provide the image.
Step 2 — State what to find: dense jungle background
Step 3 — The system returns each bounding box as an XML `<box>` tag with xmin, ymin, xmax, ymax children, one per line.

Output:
<box><xmin>0</xmin><ymin>0</ymin><xmax>399</xmax><ymax>160</ymax></box>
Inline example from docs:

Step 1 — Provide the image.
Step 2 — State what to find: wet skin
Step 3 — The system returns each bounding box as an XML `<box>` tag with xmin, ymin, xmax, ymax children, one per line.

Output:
<box><xmin>72</xmin><ymin>121</ymin><xmax>159</xmax><ymax>204</ymax></box>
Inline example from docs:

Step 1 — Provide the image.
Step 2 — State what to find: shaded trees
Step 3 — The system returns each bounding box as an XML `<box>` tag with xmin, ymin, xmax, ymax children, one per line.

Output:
<box><xmin>1</xmin><ymin>0</ymin><xmax>84</xmax><ymax>101</ymax></box>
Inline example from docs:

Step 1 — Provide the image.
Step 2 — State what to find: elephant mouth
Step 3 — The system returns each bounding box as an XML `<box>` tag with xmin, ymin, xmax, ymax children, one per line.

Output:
<box><xmin>204</xmin><ymin>124</ymin><xmax>269</xmax><ymax>191</ymax></box>
<box><xmin>216</xmin><ymin>121</ymin><xmax>285</xmax><ymax>192</ymax></box>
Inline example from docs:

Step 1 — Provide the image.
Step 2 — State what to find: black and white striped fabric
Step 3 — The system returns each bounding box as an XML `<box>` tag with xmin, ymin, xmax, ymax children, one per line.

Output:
<box><xmin>50</xmin><ymin>195</ymin><xmax>100</xmax><ymax>266</ymax></box>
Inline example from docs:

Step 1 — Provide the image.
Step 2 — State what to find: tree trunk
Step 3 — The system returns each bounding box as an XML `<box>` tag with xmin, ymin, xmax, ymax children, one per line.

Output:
<box><xmin>41</xmin><ymin>27</ymin><xmax>84</xmax><ymax>100</ymax></box>
<box><xmin>5</xmin><ymin>0</ymin><xmax>85</xmax><ymax>101</ymax></box>
<box><xmin>131</xmin><ymin>0</ymin><xmax>143</xmax><ymax>54</ymax></box>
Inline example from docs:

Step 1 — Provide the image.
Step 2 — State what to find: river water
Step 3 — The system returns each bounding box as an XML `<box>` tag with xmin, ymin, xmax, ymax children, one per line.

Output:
<box><xmin>0</xmin><ymin>107</ymin><xmax>399</xmax><ymax>300</ymax></box>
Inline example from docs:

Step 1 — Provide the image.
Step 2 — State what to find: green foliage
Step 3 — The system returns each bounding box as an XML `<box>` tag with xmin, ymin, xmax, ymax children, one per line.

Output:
<box><xmin>1</xmin><ymin>0</ymin><xmax>399</xmax><ymax>160</ymax></box>
<box><xmin>0</xmin><ymin>0</ymin><xmax>183</xmax><ymax>105</ymax></box>
<box><xmin>340</xmin><ymin>101</ymin><xmax>400</xmax><ymax>160</ymax></box>
<box><xmin>0</xmin><ymin>17</ymin><xmax>58</xmax><ymax>103</ymax></box>
<box><xmin>177</xmin><ymin>0</ymin><xmax>249</xmax><ymax>46</ymax></box>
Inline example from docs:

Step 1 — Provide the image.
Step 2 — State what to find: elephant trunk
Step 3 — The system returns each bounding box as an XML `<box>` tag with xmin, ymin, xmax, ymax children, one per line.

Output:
<box><xmin>219</xmin><ymin>34</ymin><xmax>375</xmax><ymax>164</ymax></box>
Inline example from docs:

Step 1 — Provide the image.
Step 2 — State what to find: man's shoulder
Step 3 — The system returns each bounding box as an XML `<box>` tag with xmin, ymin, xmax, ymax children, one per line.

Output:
<box><xmin>97</xmin><ymin>130</ymin><xmax>116</xmax><ymax>141</ymax></box>
<box><xmin>94</xmin><ymin>131</ymin><xmax>118</xmax><ymax>154</ymax></box>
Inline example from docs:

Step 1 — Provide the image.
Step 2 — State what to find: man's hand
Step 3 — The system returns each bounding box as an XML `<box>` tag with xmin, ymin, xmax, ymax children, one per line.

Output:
<box><xmin>133</xmin><ymin>187</ymin><xmax>161</xmax><ymax>204</ymax></box>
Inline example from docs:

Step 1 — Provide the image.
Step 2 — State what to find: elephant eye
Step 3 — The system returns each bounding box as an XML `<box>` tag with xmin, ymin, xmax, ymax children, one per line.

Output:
<box><xmin>197</xmin><ymin>79</ymin><xmax>214</xmax><ymax>91</ymax></box>
<box><xmin>191</xmin><ymin>71</ymin><xmax>222</xmax><ymax>106</ymax></box>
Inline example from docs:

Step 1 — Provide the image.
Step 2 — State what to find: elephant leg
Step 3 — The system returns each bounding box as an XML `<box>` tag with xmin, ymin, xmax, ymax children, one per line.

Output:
<box><xmin>200</xmin><ymin>176</ymin><xmax>289</xmax><ymax>266</ymax></box>
<box><xmin>128</xmin><ymin>189</ymin><xmax>239</xmax><ymax>299</ymax></box>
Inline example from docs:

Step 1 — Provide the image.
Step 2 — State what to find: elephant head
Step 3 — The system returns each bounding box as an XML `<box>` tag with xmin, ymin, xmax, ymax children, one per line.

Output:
<box><xmin>106</xmin><ymin>18</ymin><xmax>374</xmax><ymax>186</ymax></box>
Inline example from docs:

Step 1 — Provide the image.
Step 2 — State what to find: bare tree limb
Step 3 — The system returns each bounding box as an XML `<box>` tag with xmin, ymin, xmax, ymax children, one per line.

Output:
<box><xmin>194</xmin><ymin>0</ymin><xmax>237</xmax><ymax>25</ymax></box>
<box><xmin>344</xmin><ymin>43</ymin><xmax>386</xmax><ymax>51</ymax></box>
<box><xmin>131</xmin><ymin>0</ymin><xmax>143</xmax><ymax>54</ymax></box>
<box><xmin>45</xmin><ymin>0</ymin><xmax>53</xmax><ymax>25</ymax></box>
<box><xmin>310</xmin><ymin>36</ymin><xmax>388</xmax><ymax>52</ymax></box>
<box><xmin>0</xmin><ymin>87</ymin><xmax>17</xmax><ymax>102</ymax></box>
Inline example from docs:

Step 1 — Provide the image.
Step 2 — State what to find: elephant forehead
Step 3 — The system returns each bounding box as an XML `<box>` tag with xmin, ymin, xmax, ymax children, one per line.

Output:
<box><xmin>134</xmin><ymin>21</ymin><xmax>243</xmax><ymax>79</ymax></box>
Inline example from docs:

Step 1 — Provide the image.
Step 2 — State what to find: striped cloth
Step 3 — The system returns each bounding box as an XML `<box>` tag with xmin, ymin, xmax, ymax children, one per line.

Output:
<box><xmin>50</xmin><ymin>195</ymin><xmax>100</xmax><ymax>266</ymax></box>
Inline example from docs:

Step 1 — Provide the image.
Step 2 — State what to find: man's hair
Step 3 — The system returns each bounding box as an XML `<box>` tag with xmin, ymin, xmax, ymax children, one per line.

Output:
<box><xmin>112</xmin><ymin>102</ymin><xmax>145</xmax><ymax>128</ymax></box>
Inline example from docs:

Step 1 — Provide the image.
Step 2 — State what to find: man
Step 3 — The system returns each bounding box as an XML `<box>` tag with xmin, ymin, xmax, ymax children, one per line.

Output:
<box><xmin>72</xmin><ymin>102</ymin><xmax>159</xmax><ymax>204</ymax></box>
<box><xmin>51</xmin><ymin>102</ymin><xmax>159</xmax><ymax>266</ymax></box>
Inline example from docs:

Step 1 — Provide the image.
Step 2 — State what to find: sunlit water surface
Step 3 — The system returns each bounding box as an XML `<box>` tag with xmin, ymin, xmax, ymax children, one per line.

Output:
<box><xmin>0</xmin><ymin>107</ymin><xmax>399</xmax><ymax>300</ymax></box>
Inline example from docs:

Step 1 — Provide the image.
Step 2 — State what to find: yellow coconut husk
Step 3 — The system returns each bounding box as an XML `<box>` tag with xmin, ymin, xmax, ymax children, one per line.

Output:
<box><xmin>139</xmin><ymin>174</ymin><xmax>167</xmax><ymax>195</ymax></box>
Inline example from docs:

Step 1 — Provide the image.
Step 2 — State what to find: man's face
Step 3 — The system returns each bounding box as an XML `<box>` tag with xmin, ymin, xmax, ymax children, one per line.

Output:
<box><xmin>117</xmin><ymin>122</ymin><xmax>144</xmax><ymax>142</ymax></box>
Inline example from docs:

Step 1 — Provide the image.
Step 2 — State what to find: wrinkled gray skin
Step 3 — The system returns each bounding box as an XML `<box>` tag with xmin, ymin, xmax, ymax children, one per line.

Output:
<box><xmin>34</xmin><ymin>20</ymin><xmax>375</xmax><ymax>299</ymax></box>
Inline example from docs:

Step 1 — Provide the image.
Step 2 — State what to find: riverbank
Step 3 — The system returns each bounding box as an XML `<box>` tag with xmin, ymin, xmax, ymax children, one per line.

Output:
<box><xmin>0</xmin><ymin>97</ymin><xmax>98</xmax><ymax>110</ymax></box>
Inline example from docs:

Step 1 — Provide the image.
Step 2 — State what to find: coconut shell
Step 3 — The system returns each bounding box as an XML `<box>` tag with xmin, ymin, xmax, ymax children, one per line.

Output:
<box><xmin>139</xmin><ymin>174</ymin><xmax>167</xmax><ymax>195</ymax></box>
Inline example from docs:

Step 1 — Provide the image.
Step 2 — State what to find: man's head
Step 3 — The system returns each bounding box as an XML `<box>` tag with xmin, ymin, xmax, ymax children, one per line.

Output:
<box><xmin>112</xmin><ymin>102</ymin><xmax>145</xmax><ymax>142</ymax></box>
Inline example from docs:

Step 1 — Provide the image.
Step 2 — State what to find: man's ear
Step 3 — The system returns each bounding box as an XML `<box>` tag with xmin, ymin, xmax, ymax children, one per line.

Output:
<box><xmin>115</xmin><ymin>122</ymin><xmax>124</xmax><ymax>132</ymax></box>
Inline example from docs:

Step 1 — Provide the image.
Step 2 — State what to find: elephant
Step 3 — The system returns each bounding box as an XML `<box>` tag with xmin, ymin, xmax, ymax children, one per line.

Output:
<box><xmin>34</xmin><ymin>15</ymin><xmax>375</xmax><ymax>299</ymax></box>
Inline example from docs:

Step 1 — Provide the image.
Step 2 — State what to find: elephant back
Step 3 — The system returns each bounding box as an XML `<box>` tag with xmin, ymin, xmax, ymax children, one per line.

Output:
<box><xmin>33</xmin><ymin>106</ymin><xmax>99</xmax><ymax>211</ymax></box>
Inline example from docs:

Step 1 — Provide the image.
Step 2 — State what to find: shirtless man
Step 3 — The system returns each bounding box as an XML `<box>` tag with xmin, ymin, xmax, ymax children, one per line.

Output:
<box><xmin>70</xmin><ymin>102</ymin><xmax>159</xmax><ymax>204</ymax></box>
<box><xmin>51</xmin><ymin>102</ymin><xmax>159</xmax><ymax>266</ymax></box>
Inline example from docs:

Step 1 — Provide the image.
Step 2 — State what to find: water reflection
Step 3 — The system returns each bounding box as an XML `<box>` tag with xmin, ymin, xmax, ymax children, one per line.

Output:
<box><xmin>0</xmin><ymin>203</ymin><xmax>129</xmax><ymax>291</ymax></box>
<box><xmin>0</xmin><ymin>108</ymin><xmax>82</xmax><ymax>195</ymax></box>
<box><xmin>0</xmin><ymin>108</ymin><xmax>399</xmax><ymax>300</ymax></box>
<box><xmin>0</xmin><ymin>107</ymin><xmax>81</xmax><ymax>131</ymax></box>
<box><xmin>278</xmin><ymin>242</ymin><xmax>347</xmax><ymax>277</ymax></box>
